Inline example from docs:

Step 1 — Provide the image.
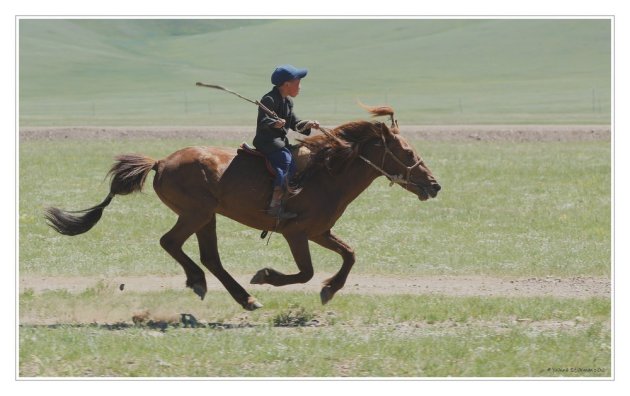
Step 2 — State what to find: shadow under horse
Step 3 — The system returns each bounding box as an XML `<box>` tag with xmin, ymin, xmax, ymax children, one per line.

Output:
<box><xmin>45</xmin><ymin>105</ymin><xmax>441</xmax><ymax>310</ymax></box>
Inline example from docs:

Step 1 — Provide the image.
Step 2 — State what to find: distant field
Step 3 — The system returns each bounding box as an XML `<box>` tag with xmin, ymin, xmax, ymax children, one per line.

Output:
<box><xmin>18</xmin><ymin>19</ymin><xmax>611</xmax><ymax>125</ymax></box>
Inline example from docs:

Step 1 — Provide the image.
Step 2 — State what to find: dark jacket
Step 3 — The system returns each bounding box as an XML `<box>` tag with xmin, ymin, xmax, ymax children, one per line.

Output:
<box><xmin>253</xmin><ymin>86</ymin><xmax>312</xmax><ymax>155</ymax></box>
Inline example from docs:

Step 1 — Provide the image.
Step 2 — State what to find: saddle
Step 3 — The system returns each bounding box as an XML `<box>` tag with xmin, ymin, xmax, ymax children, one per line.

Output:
<box><xmin>237</xmin><ymin>143</ymin><xmax>310</xmax><ymax>177</ymax></box>
<box><xmin>238</xmin><ymin>143</ymin><xmax>311</xmax><ymax>239</ymax></box>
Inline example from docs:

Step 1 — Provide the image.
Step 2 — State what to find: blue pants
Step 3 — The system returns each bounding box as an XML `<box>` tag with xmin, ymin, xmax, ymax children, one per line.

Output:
<box><xmin>266</xmin><ymin>147</ymin><xmax>296</xmax><ymax>188</ymax></box>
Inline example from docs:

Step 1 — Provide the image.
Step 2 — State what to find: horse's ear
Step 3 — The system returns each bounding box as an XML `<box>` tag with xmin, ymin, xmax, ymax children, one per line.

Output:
<box><xmin>378</xmin><ymin>121</ymin><xmax>396</xmax><ymax>138</ymax></box>
<box><xmin>391</xmin><ymin>119</ymin><xmax>400</xmax><ymax>134</ymax></box>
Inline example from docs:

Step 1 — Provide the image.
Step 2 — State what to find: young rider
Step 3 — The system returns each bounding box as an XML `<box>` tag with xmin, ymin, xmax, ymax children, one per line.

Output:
<box><xmin>253</xmin><ymin>64</ymin><xmax>319</xmax><ymax>219</ymax></box>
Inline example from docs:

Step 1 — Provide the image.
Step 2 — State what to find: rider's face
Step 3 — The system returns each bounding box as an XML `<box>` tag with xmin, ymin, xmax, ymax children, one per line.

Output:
<box><xmin>284</xmin><ymin>79</ymin><xmax>301</xmax><ymax>97</ymax></box>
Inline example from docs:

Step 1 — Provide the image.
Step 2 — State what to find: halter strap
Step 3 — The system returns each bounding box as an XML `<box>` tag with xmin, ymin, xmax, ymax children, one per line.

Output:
<box><xmin>359</xmin><ymin>135</ymin><xmax>424</xmax><ymax>187</ymax></box>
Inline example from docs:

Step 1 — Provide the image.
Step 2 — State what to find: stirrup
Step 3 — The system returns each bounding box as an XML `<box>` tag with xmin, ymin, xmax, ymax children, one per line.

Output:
<box><xmin>267</xmin><ymin>205</ymin><xmax>297</xmax><ymax>220</ymax></box>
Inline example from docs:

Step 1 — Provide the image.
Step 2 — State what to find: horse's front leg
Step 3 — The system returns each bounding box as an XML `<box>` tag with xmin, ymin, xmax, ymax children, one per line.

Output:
<box><xmin>250</xmin><ymin>232</ymin><xmax>314</xmax><ymax>286</ymax></box>
<box><xmin>310</xmin><ymin>230</ymin><xmax>355</xmax><ymax>304</ymax></box>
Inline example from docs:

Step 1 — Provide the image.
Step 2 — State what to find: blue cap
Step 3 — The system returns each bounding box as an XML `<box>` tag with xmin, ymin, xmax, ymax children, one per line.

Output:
<box><xmin>271</xmin><ymin>64</ymin><xmax>308</xmax><ymax>86</ymax></box>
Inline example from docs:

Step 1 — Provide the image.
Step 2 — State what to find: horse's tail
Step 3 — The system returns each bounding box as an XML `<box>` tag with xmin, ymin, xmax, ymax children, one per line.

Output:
<box><xmin>45</xmin><ymin>154</ymin><xmax>157</xmax><ymax>236</ymax></box>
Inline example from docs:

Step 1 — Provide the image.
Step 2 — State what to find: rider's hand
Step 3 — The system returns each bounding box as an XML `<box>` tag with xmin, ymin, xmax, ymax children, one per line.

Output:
<box><xmin>306</xmin><ymin>120</ymin><xmax>320</xmax><ymax>130</ymax></box>
<box><xmin>273</xmin><ymin>119</ymin><xmax>286</xmax><ymax>129</ymax></box>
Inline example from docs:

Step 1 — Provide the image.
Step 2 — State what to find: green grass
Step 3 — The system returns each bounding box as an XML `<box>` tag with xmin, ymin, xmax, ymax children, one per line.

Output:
<box><xmin>19</xmin><ymin>289</ymin><xmax>611</xmax><ymax>377</ymax></box>
<box><xmin>19</xmin><ymin>138</ymin><xmax>611</xmax><ymax>278</ymax></box>
<box><xmin>18</xmin><ymin>324</ymin><xmax>611</xmax><ymax>377</ymax></box>
<box><xmin>19</xmin><ymin>19</ymin><xmax>611</xmax><ymax>125</ymax></box>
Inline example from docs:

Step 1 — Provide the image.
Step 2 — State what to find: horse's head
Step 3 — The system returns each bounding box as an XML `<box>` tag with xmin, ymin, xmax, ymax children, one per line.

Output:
<box><xmin>360</xmin><ymin>105</ymin><xmax>441</xmax><ymax>201</ymax></box>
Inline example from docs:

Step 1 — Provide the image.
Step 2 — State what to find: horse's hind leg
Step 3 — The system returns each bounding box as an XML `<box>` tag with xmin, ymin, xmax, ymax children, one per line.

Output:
<box><xmin>310</xmin><ymin>230</ymin><xmax>355</xmax><ymax>305</ymax></box>
<box><xmin>160</xmin><ymin>213</ymin><xmax>211</xmax><ymax>299</ymax></box>
<box><xmin>196</xmin><ymin>215</ymin><xmax>262</xmax><ymax>311</ymax></box>
<box><xmin>250</xmin><ymin>232</ymin><xmax>314</xmax><ymax>286</ymax></box>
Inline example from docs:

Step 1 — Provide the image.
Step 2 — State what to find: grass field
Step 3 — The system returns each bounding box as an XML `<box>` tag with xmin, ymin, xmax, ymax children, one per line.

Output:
<box><xmin>19</xmin><ymin>289</ymin><xmax>610</xmax><ymax>377</ymax></box>
<box><xmin>17</xmin><ymin>133</ymin><xmax>611</xmax><ymax>378</ymax></box>
<box><xmin>18</xmin><ymin>19</ymin><xmax>611</xmax><ymax>125</ymax></box>
<box><xmin>17</xmin><ymin>18</ymin><xmax>612</xmax><ymax>379</ymax></box>
<box><xmin>19</xmin><ymin>137</ymin><xmax>610</xmax><ymax>278</ymax></box>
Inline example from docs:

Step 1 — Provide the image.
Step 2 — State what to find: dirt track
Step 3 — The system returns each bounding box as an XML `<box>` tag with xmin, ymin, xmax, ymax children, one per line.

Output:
<box><xmin>19</xmin><ymin>124</ymin><xmax>611</xmax><ymax>142</ymax></box>
<box><xmin>20</xmin><ymin>274</ymin><xmax>610</xmax><ymax>299</ymax></box>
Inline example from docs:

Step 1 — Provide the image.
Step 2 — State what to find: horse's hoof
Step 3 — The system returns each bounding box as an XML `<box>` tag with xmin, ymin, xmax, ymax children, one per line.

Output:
<box><xmin>320</xmin><ymin>286</ymin><xmax>335</xmax><ymax>305</ymax></box>
<box><xmin>250</xmin><ymin>268</ymin><xmax>269</xmax><ymax>284</ymax></box>
<box><xmin>244</xmin><ymin>298</ymin><xmax>263</xmax><ymax>311</ymax></box>
<box><xmin>192</xmin><ymin>284</ymin><xmax>207</xmax><ymax>300</ymax></box>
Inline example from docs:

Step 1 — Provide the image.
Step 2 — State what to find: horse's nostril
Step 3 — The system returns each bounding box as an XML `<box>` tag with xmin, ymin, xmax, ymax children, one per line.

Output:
<box><xmin>433</xmin><ymin>183</ymin><xmax>441</xmax><ymax>192</ymax></box>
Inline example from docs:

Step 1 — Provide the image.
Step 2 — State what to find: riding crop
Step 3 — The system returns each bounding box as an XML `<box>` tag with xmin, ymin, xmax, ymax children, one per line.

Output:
<box><xmin>195</xmin><ymin>82</ymin><xmax>279</xmax><ymax>119</ymax></box>
<box><xmin>195</xmin><ymin>82</ymin><xmax>343</xmax><ymax>144</ymax></box>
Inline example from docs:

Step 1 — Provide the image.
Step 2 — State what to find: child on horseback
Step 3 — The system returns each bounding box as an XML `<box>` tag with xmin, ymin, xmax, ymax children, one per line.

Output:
<box><xmin>253</xmin><ymin>64</ymin><xmax>319</xmax><ymax>219</ymax></box>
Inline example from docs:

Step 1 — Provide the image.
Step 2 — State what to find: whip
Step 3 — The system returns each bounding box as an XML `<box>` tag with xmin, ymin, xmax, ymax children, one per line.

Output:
<box><xmin>195</xmin><ymin>82</ymin><xmax>278</xmax><ymax>119</ymax></box>
<box><xmin>195</xmin><ymin>82</ymin><xmax>343</xmax><ymax>143</ymax></box>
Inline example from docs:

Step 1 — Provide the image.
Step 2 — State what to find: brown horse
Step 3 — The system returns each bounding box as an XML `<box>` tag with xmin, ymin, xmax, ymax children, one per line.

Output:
<box><xmin>45</xmin><ymin>105</ymin><xmax>440</xmax><ymax>310</ymax></box>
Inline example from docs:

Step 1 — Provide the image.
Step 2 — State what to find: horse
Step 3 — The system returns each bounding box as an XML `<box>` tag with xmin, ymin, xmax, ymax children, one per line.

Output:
<box><xmin>45</xmin><ymin>105</ymin><xmax>441</xmax><ymax>310</ymax></box>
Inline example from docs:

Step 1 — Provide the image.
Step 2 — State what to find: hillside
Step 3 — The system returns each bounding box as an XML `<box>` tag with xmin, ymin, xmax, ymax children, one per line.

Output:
<box><xmin>19</xmin><ymin>19</ymin><xmax>611</xmax><ymax>126</ymax></box>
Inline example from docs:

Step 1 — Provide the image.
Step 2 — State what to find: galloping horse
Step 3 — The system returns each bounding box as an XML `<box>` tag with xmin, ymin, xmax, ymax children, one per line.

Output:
<box><xmin>45</xmin><ymin>105</ymin><xmax>441</xmax><ymax>310</ymax></box>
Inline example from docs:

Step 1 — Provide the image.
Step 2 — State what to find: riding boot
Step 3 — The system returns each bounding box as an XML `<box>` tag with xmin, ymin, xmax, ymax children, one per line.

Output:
<box><xmin>267</xmin><ymin>187</ymin><xmax>297</xmax><ymax>220</ymax></box>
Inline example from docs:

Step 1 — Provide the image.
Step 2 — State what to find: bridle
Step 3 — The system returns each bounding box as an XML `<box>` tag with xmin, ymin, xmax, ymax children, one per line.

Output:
<box><xmin>358</xmin><ymin>134</ymin><xmax>425</xmax><ymax>187</ymax></box>
<box><xmin>309</xmin><ymin>120</ymin><xmax>426</xmax><ymax>188</ymax></box>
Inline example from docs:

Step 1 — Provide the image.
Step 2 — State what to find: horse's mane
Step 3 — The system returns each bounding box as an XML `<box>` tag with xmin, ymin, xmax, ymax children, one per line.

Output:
<box><xmin>294</xmin><ymin>105</ymin><xmax>398</xmax><ymax>182</ymax></box>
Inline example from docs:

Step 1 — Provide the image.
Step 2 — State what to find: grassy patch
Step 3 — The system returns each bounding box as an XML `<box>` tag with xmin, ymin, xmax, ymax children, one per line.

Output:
<box><xmin>19</xmin><ymin>325</ymin><xmax>611</xmax><ymax>377</ymax></box>
<box><xmin>19</xmin><ymin>290</ymin><xmax>610</xmax><ymax>377</ymax></box>
<box><xmin>272</xmin><ymin>305</ymin><xmax>316</xmax><ymax>327</ymax></box>
<box><xmin>19</xmin><ymin>138</ymin><xmax>611</xmax><ymax>278</ymax></box>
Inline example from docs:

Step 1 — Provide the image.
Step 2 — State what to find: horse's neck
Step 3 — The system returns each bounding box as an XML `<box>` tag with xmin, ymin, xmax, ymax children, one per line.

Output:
<box><xmin>328</xmin><ymin>159</ymin><xmax>380</xmax><ymax>208</ymax></box>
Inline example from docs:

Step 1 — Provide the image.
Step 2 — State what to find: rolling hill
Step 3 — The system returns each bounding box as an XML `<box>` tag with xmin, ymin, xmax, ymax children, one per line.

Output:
<box><xmin>19</xmin><ymin>18</ymin><xmax>611</xmax><ymax>126</ymax></box>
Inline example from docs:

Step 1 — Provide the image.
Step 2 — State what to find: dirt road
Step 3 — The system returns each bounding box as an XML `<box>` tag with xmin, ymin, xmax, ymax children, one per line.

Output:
<box><xmin>19</xmin><ymin>124</ymin><xmax>611</xmax><ymax>142</ymax></box>
<box><xmin>20</xmin><ymin>274</ymin><xmax>610</xmax><ymax>299</ymax></box>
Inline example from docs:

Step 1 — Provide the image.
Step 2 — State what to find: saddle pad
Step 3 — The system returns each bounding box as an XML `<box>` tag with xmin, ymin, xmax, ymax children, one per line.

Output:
<box><xmin>237</xmin><ymin>143</ymin><xmax>311</xmax><ymax>178</ymax></box>
<box><xmin>237</xmin><ymin>143</ymin><xmax>276</xmax><ymax>176</ymax></box>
